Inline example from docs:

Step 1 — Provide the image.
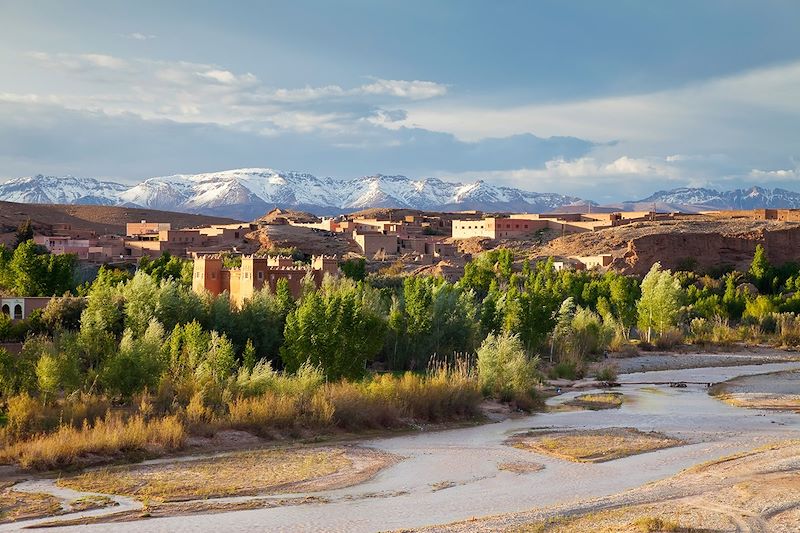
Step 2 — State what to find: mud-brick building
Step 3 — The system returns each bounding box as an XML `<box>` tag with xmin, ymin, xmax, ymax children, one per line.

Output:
<box><xmin>0</xmin><ymin>297</ymin><xmax>54</xmax><ymax>320</ymax></box>
<box><xmin>192</xmin><ymin>254</ymin><xmax>339</xmax><ymax>305</ymax></box>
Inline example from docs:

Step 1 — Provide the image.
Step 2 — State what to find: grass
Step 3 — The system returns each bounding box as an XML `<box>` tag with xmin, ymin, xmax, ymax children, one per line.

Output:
<box><xmin>509</xmin><ymin>428</ymin><xmax>683</xmax><ymax>463</ymax></box>
<box><xmin>68</xmin><ymin>495</ymin><xmax>117</xmax><ymax>512</ymax></box>
<box><xmin>0</xmin><ymin>367</ymin><xmax>481</xmax><ymax>471</ymax></box>
<box><xmin>0</xmin><ymin>414</ymin><xmax>185</xmax><ymax>471</ymax></box>
<box><xmin>57</xmin><ymin>446</ymin><xmax>383</xmax><ymax>502</ymax></box>
<box><xmin>0</xmin><ymin>487</ymin><xmax>62</xmax><ymax>523</ymax></box>
<box><xmin>497</xmin><ymin>461</ymin><xmax>544</xmax><ymax>474</ymax></box>
<box><xmin>564</xmin><ymin>392</ymin><xmax>624</xmax><ymax>410</ymax></box>
<box><xmin>513</xmin><ymin>507</ymin><xmax>703</xmax><ymax>533</ymax></box>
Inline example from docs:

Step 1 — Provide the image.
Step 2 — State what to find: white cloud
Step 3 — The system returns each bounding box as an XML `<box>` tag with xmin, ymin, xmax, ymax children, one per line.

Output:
<box><xmin>198</xmin><ymin>69</ymin><xmax>257</xmax><ymax>86</ymax></box>
<box><xmin>28</xmin><ymin>51</ymin><xmax>127</xmax><ymax>71</ymax></box>
<box><xmin>125</xmin><ymin>32</ymin><xmax>156</xmax><ymax>41</ymax></box>
<box><xmin>401</xmin><ymin>60</ymin><xmax>800</xmax><ymax>150</ymax></box>
<box><xmin>750</xmin><ymin>167</ymin><xmax>800</xmax><ymax>179</ymax></box>
<box><xmin>360</xmin><ymin>79</ymin><xmax>447</xmax><ymax>100</ymax></box>
<box><xmin>514</xmin><ymin>156</ymin><xmax>680</xmax><ymax>181</ymax></box>
<box><xmin>19</xmin><ymin>51</ymin><xmax>447</xmax><ymax>134</ymax></box>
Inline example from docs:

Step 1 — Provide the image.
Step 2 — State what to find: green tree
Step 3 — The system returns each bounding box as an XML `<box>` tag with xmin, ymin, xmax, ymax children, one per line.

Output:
<box><xmin>7</xmin><ymin>240</ymin><xmax>76</xmax><ymax>296</ymax></box>
<box><xmin>242</xmin><ymin>338</ymin><xmax>257</xmax><ymax>371</ymax></box>
<box><xmin>14</xmin><ymin>218</ymin><xmax>33</xmax><ymax>249</ymax></box>
<box><xmin>749</xmin><ymin>244</ymin><xmax>772</xmax><ymax>292</ymax></box>
<box><xmin>637</xmin><ymin>263</ymin><xmax>684</xmax><ymax>342</ymax></box>
<box><xmin>340</xmin><ymin>258</ymin><xmax>366</xmax><ymax>281</ymax></box>
<box><xmin>281</xmin><ymin>279</ymin><xmax>386</xmax><ymax>379</ymax></box>
<box><xmin>101</xmin><ymin>319</ymin><xmax>164</xmax><ymax>397</ymax></box>
<box><xmin>196</xmin><ymin>331</ymin><xmax>237</xmax><ymax>384</ymax></box>
<box><xmin>476</xmin><ymin>332</ymin><xmax>539</xmax><ymax>403</ymax></box>
<box><xmin>41</xmin><ymin>294</ymin><xmax>86</xmax><ymax>331</ymax></box>
<box><xmin>35</xmin><ymin>351</ymin><xmax>80</xmax><ymax>401</ymax></box>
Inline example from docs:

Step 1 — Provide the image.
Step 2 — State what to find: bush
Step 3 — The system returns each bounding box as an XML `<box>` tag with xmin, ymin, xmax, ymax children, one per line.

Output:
<box><xmin>654</xmin><ymin>328</ymin><xmax>683</xmax><ymax>350</ymax></box>
<box><xmin>594</xmin><ymin>364</ymin><xmax>618</xmax><ymax>382</ymax></box>
<box><xmin>549</xmin><ymin>361</ymin><xmax>582</xmax><ymax>380</ymax></box>
<box><xmin>226</xmin><ymin>393</ymin><xmax>301</xmax><ymax>434</ymax></box>
<box><xmin>568</xmin><ymin>307</ymin><xmax>613</xmax><ymax>359</ymax></box>
<box><xmin>777</xmin><ymin>313</ymin><xmax>800</xmax><ymax>346</ymax></box>
<box><xmin>476</xmin><ymin>333</ymin><xmax>539</xmax><ymax>405</ymax></box>
<box><xmin>0</xmin><ymin>413</ymin><xmax>185</xmax><ymax>470</ymax></box>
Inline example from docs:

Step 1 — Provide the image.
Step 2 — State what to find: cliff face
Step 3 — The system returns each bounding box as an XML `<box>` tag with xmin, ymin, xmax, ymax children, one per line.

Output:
<box><xmin>616</xmin><ymin>227</ymin><xmax>800</xmax><ymax>275</ymax></box>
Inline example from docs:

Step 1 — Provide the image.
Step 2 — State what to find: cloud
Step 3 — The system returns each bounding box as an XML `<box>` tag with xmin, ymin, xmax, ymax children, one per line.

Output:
<box><xmin>124</xmin><ymin>32</ymin><xmax>156</xmax><ymax>41</ymax></box>
<box><xmin>750</xmin><ymin>167</ymin><xmax>800</xmax><ymax>180</ymax></box>
<box><xmin>19</xmin><ymin>52</ymin><xmax>448</xmax><ymax>135</ymax></box>
<box><xmin>360</xmin><ymin>79</ymin><xmax>447</xmax><ymax>100</ymax></box>
<box><xmin>0</xmin><ymin>100</ymin><xmax>594</xmax><ymax>183</ymax></box>
<box><xmin>27</xmin><ymin>51</ymin><xmax>128</xmax><ymax>71</ymax></box>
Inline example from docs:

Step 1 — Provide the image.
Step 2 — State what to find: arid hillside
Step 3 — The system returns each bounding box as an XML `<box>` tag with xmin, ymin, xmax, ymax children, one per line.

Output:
<box><xmin>0</xmin><ymin>201</ymin><xmax>242</xmax><ymax>244</ymax></box>
<box><xmin>246</xmin><ymin>224</ymin><xmax>360</xmax><ymax>257</ymax></box>
<box><xmin>535</xmin><ymin>216</ymin><xmax>800</xmax><ymax>274</ymax></box>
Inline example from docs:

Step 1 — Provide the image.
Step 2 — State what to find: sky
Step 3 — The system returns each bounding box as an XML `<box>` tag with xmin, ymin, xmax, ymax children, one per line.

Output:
<box><xmin>1</xmin><ymin>0</ymin><xmax>799</xmax><ymax>202</ymax></box>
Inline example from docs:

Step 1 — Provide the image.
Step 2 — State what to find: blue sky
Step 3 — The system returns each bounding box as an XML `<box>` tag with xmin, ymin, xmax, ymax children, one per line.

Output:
<box><xmin>1</xmin><ymin>0</ymin><xmax>799</xmax><ymax>202</ymax></box>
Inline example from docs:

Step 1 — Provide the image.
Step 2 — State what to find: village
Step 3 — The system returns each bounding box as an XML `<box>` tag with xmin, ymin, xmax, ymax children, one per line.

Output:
<box><xmin>8</xmin><ymin>205</ymin><xmax>800</xmax><ymax>319</ymax></box>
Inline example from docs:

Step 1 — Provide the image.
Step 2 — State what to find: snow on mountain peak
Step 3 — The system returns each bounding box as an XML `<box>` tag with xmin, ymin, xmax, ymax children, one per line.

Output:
<box><xmin>0</xmin><ymin>167</ymin><xmax>578</xmax><ymax>218</ymax></box>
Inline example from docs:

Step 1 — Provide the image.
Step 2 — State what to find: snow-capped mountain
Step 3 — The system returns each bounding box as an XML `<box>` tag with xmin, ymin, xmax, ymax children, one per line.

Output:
<box><xmin>636</xmin><ymin>186</ymin><xmax>800</xmax><ymax>211</ymax></box>
<box><xmin>0</xmin><ymin>175</ymin><xmax>128</xmax><ymax>205</ymax></box>
<box><xmin>0</xmin><ymin>169</ymin><xmax>590</xmax><ymax>218</ymax></box>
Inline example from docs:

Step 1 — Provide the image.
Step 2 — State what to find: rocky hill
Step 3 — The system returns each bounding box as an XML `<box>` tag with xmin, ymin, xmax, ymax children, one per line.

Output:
<box><xmin>0</xmin><ymin>201</ymin><xmax>241</xmax><ymax>246</ymax></box>
<box><xmin>535</xmin><ymin>216</ymin><xmax>800</xmax><ymax>275</ymax></box>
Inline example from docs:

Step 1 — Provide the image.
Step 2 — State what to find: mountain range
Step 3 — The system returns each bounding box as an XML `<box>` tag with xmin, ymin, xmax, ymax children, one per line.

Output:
<box><xmin>0</xmin><ymin>169</ymin><xmax>590</xmax><ymax>219</ymax></box>
<box><xmin>1</xmin><ymin>170</ymin><xmax>800</xmax><ymax>219</ymax></box>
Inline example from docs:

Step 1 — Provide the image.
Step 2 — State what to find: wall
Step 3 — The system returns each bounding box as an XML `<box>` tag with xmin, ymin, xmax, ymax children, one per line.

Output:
<box><xmin>354</xmin><ymin>232</ymin><xmax>400</xmax><ymax>257</ymax></box>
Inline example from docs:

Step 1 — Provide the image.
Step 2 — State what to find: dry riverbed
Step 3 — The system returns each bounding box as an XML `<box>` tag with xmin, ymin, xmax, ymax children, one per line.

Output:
<box><xmin>3</xmin><ymin>356</ymin><xmax>800</xmax><ymax>532</ymax></box>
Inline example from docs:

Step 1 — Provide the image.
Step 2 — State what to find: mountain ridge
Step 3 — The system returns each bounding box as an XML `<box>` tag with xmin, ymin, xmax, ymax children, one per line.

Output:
<box><xmin>0</xmin><ymin>169</ymin><xmax>590</xmax><ymax>218</ymax></box>
<box><xmin>3</xmin><ymin>171</ymin><xmax>800</xmax><ymax>218</ymax></box>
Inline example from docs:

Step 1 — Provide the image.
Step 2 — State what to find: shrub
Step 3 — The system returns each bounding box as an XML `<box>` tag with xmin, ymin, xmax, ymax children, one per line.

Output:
<box><xmin>3</xmin><ymin>393</ymin><xmax>46</xmax><ymax>440</ymax></box>
<box><xmin>568</xmin><ymin>307</ymin><xmax>613</xmax><ymax>359</ymax></box>
<box><xmin>0</xmin><ymin>413</ymin><xmax>185</xmax><ymax>470</ymax></box>
<box><xmin>549</xmin><ymin>361</ymin><xmax>582</xmax><ymax>380</ymax></box>
<box><xmin>226</xmin><ymin>392</ymin><xmax>306</xmax><ymax>434</ymax></box>
<box><xmin>710</xmin><ymin>317</ymin><xmax>740</xmax><ymax>345</ymax></box>
<box><xmin>476</xmin><ymin>333</ymin><xmax>539</xmax><ymax>404</ymax></box>
<box><xmin>326</xmin><ymin>381</ymin><xmax>400</xmax><ymax>430</ymax></box>
<box><xmin>777</xmin><ymin>313</ymin><xmax>800</xmax><ymax>346</ymax></box>
<box><xmin>594</xmin><ymin>364</ymin><xmax>618</xmax><ymax>383</ymax></box>
<box><xmin>654</xmin><ymin>328</ymin><xmax>683</xmax><ymax>350</ymax></box>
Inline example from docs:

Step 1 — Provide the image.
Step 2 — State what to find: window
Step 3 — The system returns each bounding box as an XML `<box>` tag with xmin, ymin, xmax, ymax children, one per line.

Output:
<box><xmin>524</xmin><ymin>224</ymin><xmax>528</xmax><ymax>229</ymax></box>
<box><xmin>515</xmin><ymin>224</ymin><xmax>519</xmax><ymax>229</ymax></box>
<box><xmin>211</xmin><ymin>272</ymin><xmax>216</xmax><ymax>279</ymax></box>
<box><xmin>13</xmin><ymin>304</ymin><xmax>22</xmax><ymax>320</ymax></box>
<box><xmin>258</xmin><ymin>271</ymin><xmax>264</xmax><ymax>280</ymax></box>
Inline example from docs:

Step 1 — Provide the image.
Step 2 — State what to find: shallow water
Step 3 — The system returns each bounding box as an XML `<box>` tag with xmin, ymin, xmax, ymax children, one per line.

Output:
<box><xmin>720</xmin><ymin>369</ymin><xmax>800</xmax><ymax>394</ymax></box>
<box><xmin>6</xmin><ymin>361</ymin><xmax>800</xmax><ymax>533</ymax></box>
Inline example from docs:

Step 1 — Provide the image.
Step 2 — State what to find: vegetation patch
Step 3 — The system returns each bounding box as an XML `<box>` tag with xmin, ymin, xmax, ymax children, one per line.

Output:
<box><xmin>564</xmin><ymin>392</ymin><xmax>624</xmax><ymax>411</ymax></box>
<box><xmin>507</xmin><ymin>428</ymin><xmax>682</xmax><ymax>463</ymax></box>
<box><xmin>430</xmin><ymin>480</ymin><xmax>457</xmax><ymax>492</ymax></box>
<box><xmin>58</xmin><ymin>446</ymin><xmax>396</xmax><ymax>502</ymax></box>
<box><xmin>68</xmin><ymin>494</ymin><xmax>117</xmax><ymax>512</ymax></box>
<box><xmin>0</xmin><ymin>414</ymin><xmax>185</xmax><ymax>471</ymax></box>
<box><xmin>497</xmin><ymin>461</ymin><xmax>544</xmax><ymax>474</ymax></box>
<box><xmin>513</xmin><ymin>505</ymin><xmax>706</xmax><ymax>532</ymax></box>
<box><xmin>0</xmin><ymin>487</ymin><xmax>62</xmax><ymax>523</ymax></box>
